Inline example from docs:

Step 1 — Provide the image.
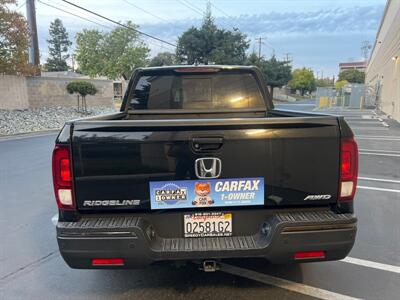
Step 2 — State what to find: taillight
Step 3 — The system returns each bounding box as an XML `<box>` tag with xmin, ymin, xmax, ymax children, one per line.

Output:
<box><xmin>52</xmin><ymin>144</ymin><xmax>75</xmax><ymax>210</ymax></box>
<box><xmin>92</xmin><ymin>258</ymin><xmax>125</xmax><ymax>266</ymax></box>
<box><xmin>339</xmin><ymin>137</ymin><xmax>358</xmax><ymax>201</ymax></box>
<box><xmin>294</xmin><ymin>251</ymin><xmax>325</xmax><ymax>260</ymax></box>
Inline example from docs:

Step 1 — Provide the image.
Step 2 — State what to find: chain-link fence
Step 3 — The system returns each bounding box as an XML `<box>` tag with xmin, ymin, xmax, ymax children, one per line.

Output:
<box><xmin>316</xmin><ymin>83</ymin><xmax>371</xmax><ymax>109</ymax></box>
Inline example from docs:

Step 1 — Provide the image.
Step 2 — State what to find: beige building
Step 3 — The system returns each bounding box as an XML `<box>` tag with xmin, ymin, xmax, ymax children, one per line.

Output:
<box><xmin>339</xmin><ymin>61</ymin><xmax>367</xmax><ymax>73</ymax></box>
<box><xmin>366</xmin><ymin>0</ymin><xmax>400</xmax><ymax>122</ymax></box>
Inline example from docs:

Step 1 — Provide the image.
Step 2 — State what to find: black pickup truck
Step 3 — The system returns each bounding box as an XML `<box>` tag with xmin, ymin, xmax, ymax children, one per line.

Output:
<box><xmin>53</xmin><ymin>65</ymin><xmax>358</xmax><ymax>270</ymax></box>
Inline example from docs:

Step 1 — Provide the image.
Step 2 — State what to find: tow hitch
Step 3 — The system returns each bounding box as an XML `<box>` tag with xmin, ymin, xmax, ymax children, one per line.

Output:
<box><xmin>200</xmin><ymin>260</ymin><xmax>219</xmax><ymax>272</ymax></box>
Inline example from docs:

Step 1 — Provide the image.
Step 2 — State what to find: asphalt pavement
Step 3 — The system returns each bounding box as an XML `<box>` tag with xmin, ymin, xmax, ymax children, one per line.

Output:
<box><xmin>0</xmin><ymin>103</ymin><xmax>399</xmax><ymax>300</ymax></box>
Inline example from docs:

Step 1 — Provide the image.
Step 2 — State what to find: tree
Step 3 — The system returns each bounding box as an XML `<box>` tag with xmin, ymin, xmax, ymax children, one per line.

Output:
<box><xmin>149</xmin><ymin>52</ymin><xmax>176</xmax><ymax>67</ymax></box>
<box><xmin>338</xmin><ymin>69</ymin><xmax>365</xmax><ymax>83</ymax></box>
<box><xmin>45</xmin><ymin>18</ymin><xmax>72</xmax><ymax>71</ymax></box>
<box><xmin>176</xmin><ymin>8</ymin><xmax>249</xmax><ymax>65</ymax></box>
<box><xmin>245</xmin><ymin>52</ymin><xmax>259</xmax><ymax>66</ymax></box>
<box><xmin>335</xmin><ymin>80</ymin><xmax>348</xmax><ymax>90</ymax></box>
<box><xmin>66</xmin><ymin>81</ymin><xmax>97</xmax><ymax>112</ymax></box>
<box><xmin>0</xmin><ymin>0</ymin><xmax>36</xmax><ymax>75</ymax></box>
<box><xmin>75</xmin><ymin>22</ymin><xmax>149</xmax><ymax>79</ymax></box>
<box><xmin>246</xmin><ymin>54</ymin><xmax>292</xmax><ymax>99</ymax></box>
<box><xmin>316</xmin><ymin>78</ymin><xmax>333</xmax><ymax>87</ymax></box>
<box><xmin>288</xmin><ymin>68</ymin><xmax>316</xmax><ymax>96</ymax></box>
<box><xmin>75</xmin><ymin>29</ymin><xmax>103</xmax><ymax>78</ymax></box>
<box><xmin>262</xmin><ymin>56</ymin><xmax>292</xmax><ymax>98</ymax></box>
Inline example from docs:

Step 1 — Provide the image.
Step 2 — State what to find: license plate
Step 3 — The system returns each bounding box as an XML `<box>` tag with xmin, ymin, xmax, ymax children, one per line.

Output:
<box><xmin>184</xmin><ymin>212</ymin><xmax>232</xmax><ymax>238</ymax></box>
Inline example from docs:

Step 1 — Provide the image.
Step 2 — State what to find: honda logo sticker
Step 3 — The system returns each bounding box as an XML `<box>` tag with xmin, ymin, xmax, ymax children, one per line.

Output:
<box><xmin>195</xmin><ymin>158</ymin><xmax>222</xmax><ymax>179</ymax></box>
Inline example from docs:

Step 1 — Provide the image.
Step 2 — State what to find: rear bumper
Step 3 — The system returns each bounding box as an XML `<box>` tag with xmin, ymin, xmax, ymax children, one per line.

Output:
<box><xmin>57</xmin><ymin>210</ymin><xmax>357</xmax><ymax>269</ymax></box>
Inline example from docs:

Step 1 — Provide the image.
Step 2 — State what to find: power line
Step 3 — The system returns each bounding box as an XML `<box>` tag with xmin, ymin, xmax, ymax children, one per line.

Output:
<box><xmin>50</xmin><ymin>0</ymin><xmax>172</xmax><ymax>50</ymax></box>
<box><xmin>183</xmin><ymin>0</ymin><xmax>205</xmax><ymax>13</ymax></box>
<box><xmin>207</xmin><ymin>0</ymin><xmax>238</xmax><ymax>28</ymax></box>
<box><xmin>60</xmin><ymin>0</ymin><xmax>177</xmax><ymax>48</ymax></box>
<box><xmin>38</xmin><ymin>0</ymin><xmax>175</xmax><ymax>51</ymax></box>
<box><xmin>122</xmin><ymin>0</ymin><xmax>171</xmax><ymax>24</ymax></box>
<box><xmin>38</xmin><ymin>0</ymin><xmax>114</xmax><ymax>30</ymax></box>
<box><xmin>176</xmin><ymin>0</ymin><xmax>204</xmax><ymax>16</ymax></box>
<box><xmin>17</xmin><ymin>1</ymin><xmax>26</xmax><ymax>10</ymax></box>
<box><xmin>208</xmin><ymin>1</ymin><xmax>238</xmax><ymax>29</ymax></box>
<box><xmin>54</xmin><ymin>0</ymin><xmax>116</xmax><ymax>28</ymax></box>
<box><xmin>209</xmin><ymin>2</ymin><xmax>230</xmax><ymax>18</ymax></box>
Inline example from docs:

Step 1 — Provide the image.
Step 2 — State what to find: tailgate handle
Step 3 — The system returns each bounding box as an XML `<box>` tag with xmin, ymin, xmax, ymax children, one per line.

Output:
<box><xmin>192</xmin><ymin>137</ymin><xmax>223</xmax><ymax>151</ymax></box>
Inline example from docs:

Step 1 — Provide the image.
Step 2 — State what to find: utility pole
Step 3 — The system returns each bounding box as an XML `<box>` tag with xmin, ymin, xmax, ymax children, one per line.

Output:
<box><xmin>26</xmin><ymin>0</ymin><xmax>40</xmax><ymax>74</ymax></box>
<box><xmin>255</xmin><ymin>37</ymin><xmax>265</xmax><ymax>59</ymax></box>
<box><xmin>71</xmin><ymin>54</ymin><xmax>75</xmax><ymax>72</ymax></box>
<box><xmin>284</xmin><ymin>52</ymin><xmax>292</xmax><ymax>63</ymax></box>
<box><xmin>361</xmin><ymin>40</ymin><xmax>372</xmax><ymax>62</ymax></box>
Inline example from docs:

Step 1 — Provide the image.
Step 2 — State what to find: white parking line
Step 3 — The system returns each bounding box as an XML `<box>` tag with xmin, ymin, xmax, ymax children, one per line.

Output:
<box><xmin>358</xmin><ymin>177</ymin><xmax>400</xmax><ymax>184</ymax></box>
<box><xmin>352</xmin><ymin>127</ymin><xmax>389</xmax><ymax>130</ymax></box>
<box><xmin>356</xmin><ymin>135</ymin><xmax>400</xmax><ymax>139</ymax></box>
<box><xmin>218</xmin><ymin>262</ymin><xmax>360</xmax><ymax>300</ymax></box>
<box><xmin>359</xmin><ymin>152</ymin><xmax>400</xmax><ymax>157</ymax></box>
<box><xmin>347</xmin><ymin>121</ymin><xmax>383</xmax><ymax>124</ymax></box>
<box><xmin>359</xmin><ymin>149</ymin><xmax>400</xmax><ymax>154</ymax></box>
<box><xmin>357</xmin><ymin>137</ymin><xmax>400</xmax><ymax>141</ymax></box>
<box><xmin>357</xmin><ymin>186</ymin><xmax>400</xmax><ymax>193</ymax></box>
<box><xmin>342</xmin><ymin>257</ymin><xmax>400</xmax><ymax>274</ymax></box>
<box><xmin>0</xmin><ymin>131</ymin><xmax>58</xmax><ymax>142</ymax></box>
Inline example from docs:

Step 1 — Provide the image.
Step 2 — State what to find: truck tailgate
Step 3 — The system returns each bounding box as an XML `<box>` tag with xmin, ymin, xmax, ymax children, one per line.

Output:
<box><xmin>71</xmin><ymin>117</ymin><xmax>340</xmax><ymax>211</ymax></box>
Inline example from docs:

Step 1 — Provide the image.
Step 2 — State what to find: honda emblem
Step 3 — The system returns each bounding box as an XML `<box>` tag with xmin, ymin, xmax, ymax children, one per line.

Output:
<box><xmin>195</xmin><ymin>158</ymin><xmax>222</xmax><ymax>179</ymax></box>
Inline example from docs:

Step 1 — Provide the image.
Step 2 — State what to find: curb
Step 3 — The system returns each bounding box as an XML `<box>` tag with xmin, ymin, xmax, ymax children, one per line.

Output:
<box><xmin>0</xmin><ymin>129</ymin><xmax>60</xmax><ymax>142</ymax></box>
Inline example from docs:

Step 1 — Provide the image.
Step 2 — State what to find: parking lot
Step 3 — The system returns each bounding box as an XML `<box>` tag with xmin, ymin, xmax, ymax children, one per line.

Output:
<box><xmin>0</xmin><ymin>103</ymin><xmax>399</xmax><ymax>300</ymax></box>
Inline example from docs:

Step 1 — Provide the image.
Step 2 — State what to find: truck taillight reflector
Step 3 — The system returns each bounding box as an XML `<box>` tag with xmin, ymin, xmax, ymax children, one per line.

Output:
<box><xmin>339</xmin><ymin>137</ymin><xmax>358</xmax><ymax>201</ymax></box>
<box><xmin>294</xmin><ymin>251</ymin><xmax>325</xmax><ymax>260</ymax></box>
<box><xmin>92</xmin><ymin>258</ymin><xmax>125</xmax><ymax>266</ymax></box>
<box><xmin>52</xmin><ymin>144</ymin><xmax>75</xmax><ymax>210</ymax></box>
<box><xmin>60</xmin><ymin>158</ymin><xmax>71</xmax><ymax>181</ymax></box>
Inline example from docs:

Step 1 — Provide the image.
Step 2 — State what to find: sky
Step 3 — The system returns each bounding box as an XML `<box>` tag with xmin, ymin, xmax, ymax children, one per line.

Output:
<box><xmin>16</xmin><ymin>0</ymin><xmax>386</xmax><ymax>76</ymax></box>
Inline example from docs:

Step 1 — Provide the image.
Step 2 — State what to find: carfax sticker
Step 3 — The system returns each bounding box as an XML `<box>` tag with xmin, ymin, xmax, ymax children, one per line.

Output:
<box><xmin>149</xmin><ymin>177</ymin><xmax>264</xmax><ymax>209</ymax></box>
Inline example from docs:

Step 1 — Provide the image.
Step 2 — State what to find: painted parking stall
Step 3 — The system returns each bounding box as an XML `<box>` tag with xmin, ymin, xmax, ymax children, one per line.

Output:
<box><xmin>1</xmin><ymin>107</ymin><xmax>400</xmax><ymax>299</ymax></box>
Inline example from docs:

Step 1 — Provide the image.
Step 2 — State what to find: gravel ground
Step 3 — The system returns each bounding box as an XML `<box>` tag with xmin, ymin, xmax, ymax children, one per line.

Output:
<box><xmin>0</xmin><ymin>106</ymin><xmax>118</xmax><ymax>136</ymax></box>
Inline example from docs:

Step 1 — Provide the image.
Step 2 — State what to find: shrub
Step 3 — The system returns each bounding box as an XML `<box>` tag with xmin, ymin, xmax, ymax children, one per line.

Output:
<box><xmin>66</xmin><ymin>81</ymin><xmax>97</xmax><ymax>112</ymax></box>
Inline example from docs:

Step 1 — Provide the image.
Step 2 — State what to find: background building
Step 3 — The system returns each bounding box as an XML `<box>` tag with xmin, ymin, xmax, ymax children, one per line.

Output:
<box><xmin>366</xmin><ymin>0</ymin><xmax>400</xmax><ymax>122</ymax></box>
<box><xmin>339</xmin><ymin>61</ymin><xmax>367</xmax><ymax>73</ymax></box>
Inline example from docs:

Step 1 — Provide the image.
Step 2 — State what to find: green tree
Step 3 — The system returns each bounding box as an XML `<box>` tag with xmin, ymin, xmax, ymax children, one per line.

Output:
<box><xmin>149</xmin><ymin>52</ymin><xmax>176</xmax><ymax>67</ymax></box>
<box><xmin>45</xmin><ymin>18</ymin><xmax>72</xmax><ymax>71</ymax></box>
<box><xmin>288</xmin><ymin>68</ymin><xmax>316</xmax><ymax>96</ymax></box>
<box><xmin>66</xmin><ymin>81</ymin><xmax>97</xmax><ymax>112</ymax></box>
<box><xmin>262</xmin><ymin>56</ymin><xmax>292</xmax><ymax>98</ymax></box>
<box><xmin>176</xmin><ymin>9</ymin><xmax>249</xmax><ymax>65</ymax></box>
<box><xmin>75</xmin><ymin>29</ymin><xmax>103</xmax><ymax>78</ymax></box>
<box><xmin>246</xmin><ymin>54</ymin><xmax>292</xmax><ymax>98</ymax></box>
<box><xmin>0</xmin><ymin>0</ymin><xmax>36</xmax><ymax>75</ymax></box>
<box><xmin>338</xmin><ymin>69</ymin><xmax>365</xmax><ymax>83</ymax></box>
<box><xmin>335</xmin><ymin>80</ymin><xmax>348</xmax><ymax>90</ymax></box>
<box><xmin>245</xmin><ymin>52</ymin><xmax>259</xmax><ymax>66</ymax></box>
<box><xmin>75</xmin><ymin>22</ymin><xmax>149</xmax><ymax>79</ymax></box>
<box><xmin>316</xmin><ymin>78</ymin><xmax>333</xmax><ymax>87</ymax></box>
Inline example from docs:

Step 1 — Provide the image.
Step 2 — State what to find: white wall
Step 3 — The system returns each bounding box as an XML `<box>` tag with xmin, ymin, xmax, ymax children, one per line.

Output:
<box><xmin>0</xmin><ymin>75</ymin><xmax>29</xmax><ymax>109</ymax></box>
<box><xmin>366</xmin><ymin>0</ymin><xmax>400</xmax><ymax>122</ymax></box>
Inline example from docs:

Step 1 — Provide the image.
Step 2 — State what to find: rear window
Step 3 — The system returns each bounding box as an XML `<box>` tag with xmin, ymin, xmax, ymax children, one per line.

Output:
<box><xmin>127</xmin><ymin>70</ymin><xmax>265</xmax><ymax>110</ymax></box>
